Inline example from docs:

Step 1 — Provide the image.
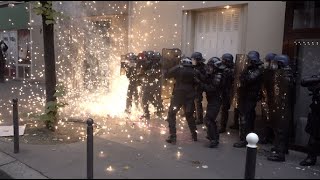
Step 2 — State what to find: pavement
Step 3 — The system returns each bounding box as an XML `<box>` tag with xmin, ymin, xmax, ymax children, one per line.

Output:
<box><xmin>0</xmin><ymin>121</ymin><xmax>320</xmax><ymax>179</ymax></box>
<box><xmin>1</xmin><ymin>80</ymin><xmax>320</xmax><ymax>179</ymax></box>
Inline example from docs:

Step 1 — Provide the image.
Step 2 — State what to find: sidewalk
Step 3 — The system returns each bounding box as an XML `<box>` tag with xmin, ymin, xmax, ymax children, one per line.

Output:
<box><xmin>0</xmin><ymin>126</ymin><xmax>320</xmax><ymax>179</ymax></box>
<box><xmin>0</xmin><ymin>151</ymin><xmax>47</xmax><ymax>179</ymax></box>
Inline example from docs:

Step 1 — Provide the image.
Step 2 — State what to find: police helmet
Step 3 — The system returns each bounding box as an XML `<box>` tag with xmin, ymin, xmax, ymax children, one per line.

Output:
<box><xmin>207</xmin><ymin>57</ymin><xmax>221</xmax><ymax>66</ymax></box>
<box><xmin>146</xmin><ymin>50</ymin><xmax>154</xmax><ymax>60</ymax></box>
<box><xmin>191</xmin><ymin>52</ymin><xmax>205</xmax><ymax>62</ymax></box>
<box><xmin>221</xmin><ymin>53</ymin><xmax>234</xmax><ymax>67</ymax></box>
<box><xmin>274</xmin><ymin>54</ymin><xmax>289</xmax><ymax>67</ymax></box>
<box><xmin>265</xmin><ymin>53</ymin><xmax>276</xmax><ymax>62</ymax></box>
<box><xmin>248</xmin><ymin>51</ymin><xmax>263</xmax><ymax>64</ymax></box>
<box><xmin>181</xmin><ymin>57</ymin><xmax>192</xmax><ymax>65</ymax></box>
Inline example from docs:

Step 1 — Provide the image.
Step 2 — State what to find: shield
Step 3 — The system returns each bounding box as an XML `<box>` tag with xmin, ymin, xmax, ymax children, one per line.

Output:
<box><xmin>273</xmin><ymin>68</ymin><xmax>294</xmax><ymax>128</ymax></box>
<box><xmin>161</xmin><ymin>48</ymin><xmax>182</xmax><ymax>100</ymax></box>
<box><xmin>232</xmin><ymin>54</ymin><xmax>248</xmax><ymax>109</ymax></box>
<box><xmin>261</xmin><ymin>69</ymin><xmax>276</xmax><ymax>122</ymax></box>
<box><xmin>161</xmin><ymin>48</ymin><xmax>181</xmax><ymax>70</ymax></box>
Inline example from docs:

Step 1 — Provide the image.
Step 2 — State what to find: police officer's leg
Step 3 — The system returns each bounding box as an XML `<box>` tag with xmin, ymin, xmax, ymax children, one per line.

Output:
<box><xmin>157</xmin><ymin>81</ymin><xmax>164</xmax><ymax>112</ymax></box>
<box><xmin>166</xmin><ymin>95</ymin><xmax>183</xmax><ymax>144</ymax></box>
<box><xmin>195</xmin><ymin>92</ymin><xmax>204</xmax><ymax>124</ymax></box>
<box><xmin>219</xmin><ymin>96</ymin><xmax>231</xmax><ymax>133</ymax></box>
<box><xmin>268</xmin><ymin>108</ymin><xmax>290</xmax><ymax>162</ymax></box>
<box><xmin>141</xmin><ymin>88</ymin><xmax>151</xmax><ymax>119</ymax></box>
<box><xmin>233</xmin><ymin>101</ymin><xmax>256</xmax><ymax>148</ymax></box>
<box><xmin>0</xmin><ymin>60</ymin><xmax>5</xmax><ymax>83</ymax></box>
<box><xmin>230</xmin><ymin>107</ymin><xmax>240</xmax><ymax>130</ymax></box>
<box><xmin>153</xmin><ymin>84</ymin><xmax>164</xmax><ymax>116</ymax></box>
<box><xmin>205</xmin><ymin>98</ymin><xmax>222</xmax><ymax>148</ymax></box>
<box><xmin>133</xmin><ymin>85</ymin><xmax>140</xmax><ymax>110</ymax></box>
<box><xmin>184</xmin><ymin>98</ymin><xmax>197</xmax><ymax>141</ymax></box>
<box><xmin>126</xmin><ymin>81</ymin><xmax>134</xmax><ymax>113</ymax></box>
<box><xmin>300</xmin><ymin>136</ymin><xmax>318</xmax><ymax>166</ymax></box>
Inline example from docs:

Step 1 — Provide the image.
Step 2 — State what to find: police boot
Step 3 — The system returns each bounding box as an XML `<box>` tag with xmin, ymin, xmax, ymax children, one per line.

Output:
<box><xmin>219</xmin><ymin>110</ymin><xmax>228</xmax><ymax>133</ymax></box>
<box><xmin>233</xmin><ymin>141</ymin><xmax>247</xmax><ymax>148</ymax></box>
<box><xmin>192</xmin><ymin>132</ymin><xmax>198</xmax><ymax>142</ymax></box>
<box><xmin>209</xmin><ymin>140</ymin><xmax>219</xmax><ymax>148</ymax></box>
<box><xmin>300</xmin><ymin>155</ymin><xmax>317</xmax><ymax>166</ymax></box>
<box><xmin>233</xmin><ymin>121</ymin><xmax>247</xmax><ymax>148</ymax></box>
<box><xmin>271</xmin><ymin>147</ymin><xmax>289</xmax><ymax>154</ymax></box>
<box><xmin>166</xmin><ymin>135</ymin><xmax>177</xmax><ymax>145</ymax></box>
<box><xmin>267</xmin><ymin>151</ymin><xmax>285</xmax><ymax>162</ymax></box>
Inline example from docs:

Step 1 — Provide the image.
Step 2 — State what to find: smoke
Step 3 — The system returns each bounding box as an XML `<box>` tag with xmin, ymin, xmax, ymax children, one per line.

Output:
<box><xmin>54</xmin><ymin>1</ymin><xmax>131</xmax><ymax>119</ymax></box>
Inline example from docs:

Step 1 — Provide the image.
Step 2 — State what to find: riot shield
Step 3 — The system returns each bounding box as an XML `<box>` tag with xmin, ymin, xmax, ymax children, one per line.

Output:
<box><xmin>261</xmin><ymin>69</ymin><xmax>276</xmax><ymax>122</ymax></box>
<box><xmin>161</xmin><ymin>48</ymin><xmax>181</xmax><ymax>100</ymax></box>
<box><xmin>273</xmin><ymin>68</ymin><xmax>294</xmax><ymax>126</ymax></box>
<box><xmin>232</xmin><ymin>54</ymin><xmax>248</xmax><ymax>109</ymax></box>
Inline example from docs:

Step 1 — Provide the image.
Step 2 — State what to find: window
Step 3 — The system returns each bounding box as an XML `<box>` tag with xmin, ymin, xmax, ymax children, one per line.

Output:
<box><xmin>293</xmin><ymin>1</ymin><xmax>320</xmax><ymax>29</ymax></box>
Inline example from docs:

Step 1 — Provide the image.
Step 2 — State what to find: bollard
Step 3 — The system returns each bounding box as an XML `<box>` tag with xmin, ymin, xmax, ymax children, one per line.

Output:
<box><xmin>86</xmin><ymin>118</ymin><xmax>94</xmax><ymax>179</ymax></box>
<box><xmin>244</xmin><ymin>133</ymin><xmax>259</xmax><ymax>179</ymax></box>
<box><xmin>12</xmin><ymin>98</ymin><xmax>19</xmax><ymax>154</ymax></box>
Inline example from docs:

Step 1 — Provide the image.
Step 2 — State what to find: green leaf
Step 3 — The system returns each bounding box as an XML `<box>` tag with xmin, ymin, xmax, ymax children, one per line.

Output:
<box><xmin>39</xmin><ymin>114</ymin><xmax>51</xmax><ymax>121</ymax></box>
<box><xmin>29</xmin><ymin>113</ymin><xmax>40</xmax><ymax>119</ymax></box>
<box><xmin>33</xmin><ymin>8</ymin><xmax>43</xmax><ymax>15</ymax></box>
<box><xmin>44</xmin><ymin>4</ymin><xmax>51</xmax><ymax>9</ymax></box>
<box><xmin>21</xmin><ymin>112</ymin><xmax>29</xmax><ymax>118</ymax></box>
<box><xmin>54</xmin><ymin>91</ymin><xmax>64</xmax><ymax>97</ymax></box>
<box><xmin>45</xmin><ymin>19</ymin><xmax>55</xmax><ymax>25</ymax></box>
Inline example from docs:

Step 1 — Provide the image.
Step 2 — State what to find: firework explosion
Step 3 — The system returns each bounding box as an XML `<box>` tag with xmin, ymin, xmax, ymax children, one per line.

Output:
<box><xmin>0</xmin><ymin>1</ymin><xmax>214</xmax><ymax>143</ymax></box>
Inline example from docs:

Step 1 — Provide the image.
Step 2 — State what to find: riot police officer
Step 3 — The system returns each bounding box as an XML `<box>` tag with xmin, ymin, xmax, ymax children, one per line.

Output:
<box><xmin>260</xmin><ymin>53</ymin><xmax>277</xmax><ymax>144</ymax></box>
<box><xmin>199</xmin><ymin>57</ymin><xmax>226</xmax><ymax>148</ymax></box>
<box><xmin>141</xmin><ymin>51</ymin><xmax>163</xmax><ymax>119</ymax></box>
<box><xmin>299</xmin><ymin>74</ymin><xmax>320</xmax><ymax>166</ymax></box>
<box><xmin>219</xmin><ymin>53</ymin><xmax>235</xmax><ymax>133</ymax></box>
<box><xmin>164</xmin><ymin>57</ymin><xmax>199</xmax><ymax>144</ymax></box>
<box><xmin>125</xmin><ymin>53</ymin><xmax>140</xmax><ymax>114</ymax></box>
<box><xmin>0</xmin><ymin>40</ymin><xmax>8</xmax><ymax>83</ymax></box>
<box><xmin>191</xmin><ymin>52</ymin><xmax>206</xmax><ymax>125</ymax></box>
<box><xmin>233</xmin><ymin>51</ymin><xmax>264</xmax><ymax>148</ymax></box>
<box><xmin>151</xmin><ymin>51</ymin><xmax>164</xmax><ymax>117</ymax></box>
<box><xmin>267</xmin><ymin>54</ymin><xmax>294</xmax><ymax>162</ymax></box>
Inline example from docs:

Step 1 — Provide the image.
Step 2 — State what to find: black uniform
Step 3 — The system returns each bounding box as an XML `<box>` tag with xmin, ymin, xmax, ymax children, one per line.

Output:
<box><xmin>260</xmin><ymin>67</ymin><xmax>276</xmax><ymax>143</ymax></box>
<box><xmin>234</xmin><ymin>64</ymin><xmax>264</xmax><ymax>147</ymax></box>
<box><xmin>141</xmin><ymin>58</ymin><xmax>163</xmax><ymax>119</ymax></box>
<box><xmin>151</xmin><ymin>57</ymin><xmax>164</xmax><ymax>116</ymax></box>
<box><xmin>194</xmin><ymin>62</ymin><xmax>206</xmax><ymax>124</ymax></box>
<box><xmin>299</xmin><ymin>74</ymin><xmax>320</xmax><ymax>166</ymax></box>
<box><xmin>125</xmin><ymin>61</ymin><xmax>140</xmax><ymax>113</ymax></box>
<box><xmin>219</xmin><ymin>67</ymin><xmax>234</xmax><ymax>132</ymax></box>
<box><xmin>165</xmin><ymin>64</ymin><xmax>199</xmax><ymax>143</ymax></box>
<box><xmin>201</xmin><ymin>66</ymin><xmax>226</xmax><ymax>147</ymax></box>
<box><xmin>267</xmin><ymin>67</ymin><xmax>294</xmax><ymax>161</ymax></box>
<box><xmin>0</xmin><ymin>40</ymin><xmax>8</xmax><ymax>83</ymax></box>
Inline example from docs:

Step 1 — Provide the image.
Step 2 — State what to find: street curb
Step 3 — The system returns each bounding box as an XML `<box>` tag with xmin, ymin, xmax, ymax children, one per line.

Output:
<box><xmin>0</xmin><ymin>151</ymin><xmax>49</xmax><ymax>179</ymax></box>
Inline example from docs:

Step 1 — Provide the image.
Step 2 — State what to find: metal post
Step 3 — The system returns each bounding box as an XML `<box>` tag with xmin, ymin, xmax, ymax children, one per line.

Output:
<box><xmin>244</xmin><ymin>133</ymin><xmax>259</xmax><ymax>179</ymax></box>
<box><xmin>86</xmin><ymin>118</ymin><xmax>94</xmax><ymax>179</ymax></box>
<box><xmin>12</xmin><ymin>98</ymin><xmax>19</xmax><ymax>154</ymax></box>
